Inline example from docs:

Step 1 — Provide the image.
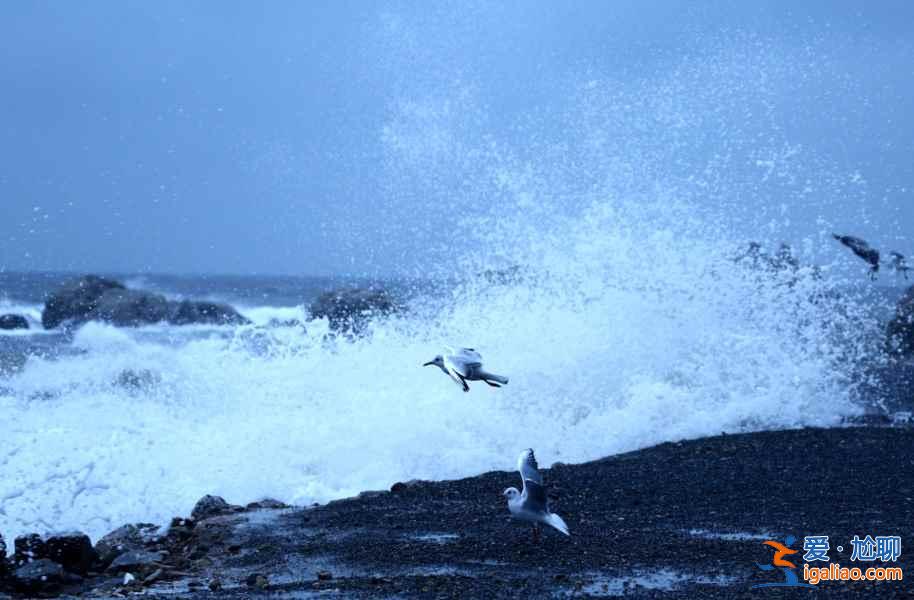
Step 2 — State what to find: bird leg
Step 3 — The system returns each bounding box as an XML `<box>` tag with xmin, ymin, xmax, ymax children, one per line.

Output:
<box><xmin>531</xmin><ymin>523</ymin><xmax>540</xmax><ymax>544</ymax></box>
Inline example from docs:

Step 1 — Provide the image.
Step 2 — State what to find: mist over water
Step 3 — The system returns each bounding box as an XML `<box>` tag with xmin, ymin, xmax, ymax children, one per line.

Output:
<box><xmin>0</xmin><ymin>5</ymin><xmax>908</xmax><ymax>544</ymax></box>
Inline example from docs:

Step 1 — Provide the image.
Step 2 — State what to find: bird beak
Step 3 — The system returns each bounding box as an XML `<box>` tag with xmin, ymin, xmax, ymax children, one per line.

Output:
<box><xmin>422</xmin><ymin>361</ymin><xmax>434</xmax><ymax>367</ymax></box>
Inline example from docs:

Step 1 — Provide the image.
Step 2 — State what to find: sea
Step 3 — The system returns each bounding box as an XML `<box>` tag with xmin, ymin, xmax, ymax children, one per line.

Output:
<box><xmin>0</xmin><ymin>261</ymin><xmax>907</xmax><ymax>545</ymax></box>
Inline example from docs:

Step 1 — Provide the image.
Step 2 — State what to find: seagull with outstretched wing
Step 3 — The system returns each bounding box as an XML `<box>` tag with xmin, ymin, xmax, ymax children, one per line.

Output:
<box><xmin>503</xmin><ymin>448</ymin><xmax>569</xmax><ymax>542</ymax></box>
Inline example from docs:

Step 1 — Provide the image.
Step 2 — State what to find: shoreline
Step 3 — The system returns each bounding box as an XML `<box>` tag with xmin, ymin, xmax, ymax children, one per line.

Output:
<box><xmin>2</xmin><ymin>425</ymin><xmax>912</xmax><ymax>598</ymax></box>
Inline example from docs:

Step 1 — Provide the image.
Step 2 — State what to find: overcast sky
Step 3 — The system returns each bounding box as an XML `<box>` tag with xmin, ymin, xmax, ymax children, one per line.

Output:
<box><xmin>1</xmin><ymin>1</ymin><xmax>912</xmax><ymax>276</ymax></box>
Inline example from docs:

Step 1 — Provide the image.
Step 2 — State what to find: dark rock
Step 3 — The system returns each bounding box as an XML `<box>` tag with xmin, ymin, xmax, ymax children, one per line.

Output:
<box><xmin>41</xmin><ymin>532</ymin><xmax>97</xmax><ymax>575</ymax></box>
<box><xmin>107</xmin><ymin>550</ymin><xmax>164</xmax><ymax>576</ymax></box>
<box><xmin>245</xmin><ymin>498</ymin><xmax>289</xmax><ymax>510</ymax></box>
<box><xmin>0</xmin><ymin>314</ymin><xmax>28</xmax><ymax>330</ymax></box>
<box><xmin>169</xmin><ymin>300</ymin><xmax>249</xmax><ymax>326</ymax></box>
<box><xmin>208</xmin><ymin>577</ymin><xmax>222</xmax><ymax>591</ymax></box>
<box><xmin>887</xmin><ymin>285</ymin><xmax>914</xmax><ymax>357</ymax></box>
<box><xmin>191</xmin><ymin>495</ymin><xmax>239</xmax><ymax>521</ymax></box>
<box><xmin>13</xmin><ymin>559</ymin><xmax>64</xmax><ymax>594</ymax></box>
<box><xmin>90</xmin><ymin>288</ymin><xmax>172</xmax><ymax>326</ymax></box>
<box><xmin>167</xmin><ymin>517</ymin><xmax>195</xmax><ymax>540</ymax></box>
<box><xmin>316</xmin><ymin>570</ymin><xmax>333</xmax><ymax>581</ymax></box>
<box><xmin>13</xmin><ymin>534</ymin><xmax>45</xmax><ymax>565</ymax></box>
<box><xmin>0</xmin><ymin>533</ymin><xmax>7</xmax><ymax>576</ymax></box>
<box><xmin>95</xmin><ymin>523</ymin><xmax>160</xmax><ymax>568</ymax></box>
<box><xmin>309</xmin><ymin>287</ymin><xmax>399</xmax><ymax>334</ymax></box>
<box><xmin>390</xmin><ymin>479</ymin><xmax>421</xmax><ymax>494</ymax></box>
<box><xmin>245</xmin><ymin>573</ymin><xmax>269</xmax><ymax>589</ymax></box>
<box><xmin>41</xmin><ymin>275</ymin><xmax>126</xmax><ymax>329</ymax></box>
<box><xmin>41</xmin><ymin>275</ymin><xmax>249</xmax><ymax>329</ymax></box>
<box><xmin>114</xmin><ymin>369</ymin><xmax>162</xmax><ymax>391</ymax></box>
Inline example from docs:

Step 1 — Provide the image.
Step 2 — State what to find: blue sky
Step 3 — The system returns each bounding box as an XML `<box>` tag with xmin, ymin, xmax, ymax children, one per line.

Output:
<box><xmin>1</xmin><ymin>1</ymin><xmax>912</xmax><ymax>276</ymax></box>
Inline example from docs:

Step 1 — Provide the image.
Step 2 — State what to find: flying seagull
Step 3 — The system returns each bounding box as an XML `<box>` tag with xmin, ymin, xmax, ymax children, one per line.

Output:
<box><xmin>422</xmin><ymin>347</ymin><xmax>508</xmax><ymax>392</ymax></box>
<box><xmin>503</xmin><ymin>448</ymin><xmax>569</xmax><ymax>542</ymax></box>
<box><xmin>833</xmin><ymin>234</ymin><xmax>880</xmax><ymax>279</ymax></box>
<box><xmin>890</xmin><ymin>252</ymin><xmax>910</xmax><ymax>280</ymax></box>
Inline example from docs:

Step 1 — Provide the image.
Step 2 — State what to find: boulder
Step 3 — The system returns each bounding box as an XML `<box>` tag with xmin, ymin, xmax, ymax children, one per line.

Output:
<box><xmin>0</xmin><ymin>314</ymin><xmax>28</xmax><ymax>330</ymax></box>
<box><xmin>41</xmin><ymin>275</ymin><xmax>250</xmax><ymax>329</ymax></box>
<box><xmin>41</xmin><ymin>532</ymin><xmax>97</xmax><ymax>575</ymax></box>
<box><xmin>90</xmin><ymin>288</ymin><xmax>172</xmax><ymax>326</ymax></box>
<box><xmin>169</xmin><ymin>300</ymin><xmax>248</xmax><ymax>326</ymax></box>
<box><xmin>191</xmin><ymin>495</ymin><xmax>240</xmax><ymax>521</ymax></box>
<box><xmin>13</xmin><ymin>559</ymin><xmax>65</xmax><ymax>594</ymax></box>
<box><xmin>106</xmin><ymin>550</ymin><xmax>164</xmax><ymax>577</ymax></box>
<box><xmin>887</xmin><ymin>286</ymin><xmax>914</xmax><ymax>357</ymax></box>
<box><xmin>12</xmin><ymin>532</ymin><xmax>96</xmax><ymax>575</ymax></box>
<box><xmin>94</xmin><ymin>523</ymin><xmax>160</xmax><ymax>568</ymax></box>
<box><xmin>309</xmin><ymin>287</ymin><xmax>399</xmax><ymax>334</ymax></box>
<box><xmin>13</xmin><ymin>534</ymin><xmax>44</xmax><ymax>565</ymax></box>
<box><xmin>0</xmin><ymin>533</ymin><xmax>7</xmax><ymax>577</ymax></box>
<box><xmin>41</xmin><ymin>275</ymin><xmax>125</xmax><ymax>329</ymax></box>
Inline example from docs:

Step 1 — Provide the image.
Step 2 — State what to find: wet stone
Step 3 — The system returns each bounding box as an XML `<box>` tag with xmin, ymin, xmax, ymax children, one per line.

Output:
<box><xmin>42</xmin><ymin>532</ymin><xmax>97</xmax><ymax>575</ymax></box>
<box><xmin>13</xmin><ymin>559</ymin><xmax>65</xmax><ymax>594</ymax></box>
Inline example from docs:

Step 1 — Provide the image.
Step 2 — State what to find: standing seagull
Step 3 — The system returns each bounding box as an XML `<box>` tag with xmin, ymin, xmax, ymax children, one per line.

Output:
<box><xmin>833</xmin><ymin>234</ymin><xmax>880</xmax><ymax>279</ymax></box>
<box><xmin>503</xmin><ymin>449</ymin><xmax>569</xmax><ymax>542</ymax></box>
<box><xmin>890</xmin><ymin>252</ymin><xmax>910</xmax><ymax>280</ymax></box>
<box><xmin>422</xmin><ymin>347</ymin><xmax>508</xmax><ymax>392</ymax></box>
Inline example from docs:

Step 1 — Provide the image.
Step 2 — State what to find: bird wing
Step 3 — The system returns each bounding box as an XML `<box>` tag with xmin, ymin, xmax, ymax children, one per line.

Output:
<box><xmin>446</xmin><ymin>348</ymin><xmax>483</xmax><ymax>377</ymax></box>
<box><xmin>440</xmin><ymin>361</ymin><xmax>468</xmax><ymax>390</ymax></box>
<box><xmin>517</xmin><ymin>449</ymin><xmax>552</xmax><ymax>518</ymax></box>
<box><xmin>517</xmin><ymin>448</ymin><xmax>543</xmax><ymax>485</ymax></box>
<box><xmin>834</xmin><ymin>234</ymin><xmax>872</xmax><ymax>253</ymax></box>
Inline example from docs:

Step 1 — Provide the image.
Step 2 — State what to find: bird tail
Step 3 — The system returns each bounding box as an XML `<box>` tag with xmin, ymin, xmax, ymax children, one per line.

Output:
<box><xmin>545</xmin><ymin>513</ymin><xmax>570</xmax><ymax>536</ymax></box>
<box><xmin>481</xmin><ymin>372</ymin><xmax>509</xmax><ymax>385</ymax></box>
<box><xmin>832</xmin><ymin>233</ymin><xmax>841</xmax><ymax>241</ymax></box>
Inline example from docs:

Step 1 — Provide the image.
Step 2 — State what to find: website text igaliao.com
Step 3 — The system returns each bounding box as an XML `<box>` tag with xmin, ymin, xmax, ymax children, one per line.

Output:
<box><xmin>803</xmin><ymin>563</ymin><xmax>903</xmax><ymax>585</ymax></box>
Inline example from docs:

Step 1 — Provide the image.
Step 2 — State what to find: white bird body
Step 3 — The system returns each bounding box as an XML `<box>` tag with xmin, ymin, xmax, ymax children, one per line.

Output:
<box><xmin>423</xmin><ymin>347</ymin><xmax>509</xmax><ymax>392</ymax></box>
<box><xmin>503</xmin><ymin>449</ymin><xmax>569</xmax><ymax>539</ymax></box>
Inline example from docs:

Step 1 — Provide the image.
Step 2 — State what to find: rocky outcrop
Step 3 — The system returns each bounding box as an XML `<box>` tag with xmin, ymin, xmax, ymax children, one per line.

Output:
<box><xmin>41</xmin><ymin>275</ymin><xmax>125</xmax><ymax>329</ymax></box>
<box><xmin>191</xmin><ymin>495</ymin><xmax>241</xmax><ymax>521</ymax></box>
<box><xmin>12</xmin><ymin>559</ymin><xmax>66</xmax><ymax>594</ymax></box>
<box><xmin>0</xmin><ymin>314</ymin><xmax>29</xmax><ymax>330</ymax></box>
<box><xmin>94</xmin><ymin>524</ymin><xmax>160</xmax><ymax>568</ymax></box>
<box><xmin>169</xmin><ymin>300</ymin><xmax>247</xmax><ymax>326</ymax></box>
<box><xmin>90</xmin><ymin>288</ymin><xmax>172</xmax><ymax>327</ymax></box>
<box><xmin>0</xmin><ymin>429</ymin><xmax>910</xmax><ymax>598</ymax></box>
<box><xmin>887</xmin><ymin>285</ymin><xmax>914</xmax><ymax>358</ymax></box>
<box><xmin>309</xmin><ymin>287</ymin><xmax>400</xmax><ymax>334</ymax></box>
<box><xmin>41</xmin><ymin>275</ymin><xmax>249</xmax><ymax>329</ymax></box>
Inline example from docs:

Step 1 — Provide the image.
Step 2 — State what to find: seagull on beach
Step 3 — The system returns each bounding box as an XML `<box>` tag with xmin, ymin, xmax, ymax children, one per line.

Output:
<box><xmin>503</xmin><ymin>449</ymin><xmax>570</xmax><ymax>542</ymax></box>
<box><xmin>422</xmin><ymin>347</ymin><xmax>509</xmax><ymax>392</ymax></box>
<box><xmin>832</xmin><ymin>233</ymin><xmax>880</xmax><ymax>279</ymax></box>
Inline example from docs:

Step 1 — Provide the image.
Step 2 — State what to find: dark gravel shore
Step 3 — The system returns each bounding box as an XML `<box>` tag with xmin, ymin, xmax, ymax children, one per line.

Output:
<box><xmin>2</xmin><ymin>426</ymin><xmax>911</xmax><ymax>598</ymax></box>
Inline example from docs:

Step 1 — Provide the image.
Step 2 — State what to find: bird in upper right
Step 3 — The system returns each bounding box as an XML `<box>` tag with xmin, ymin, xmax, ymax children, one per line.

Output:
<box><xmin>833</xmin><ymin>233</ymin><xmax>910</xmax><ymax>281</ymax></box>
<box><xmin>833</xmin><ymin>233</ymin><xmax>880</xmax><ymax>279</ymax></box>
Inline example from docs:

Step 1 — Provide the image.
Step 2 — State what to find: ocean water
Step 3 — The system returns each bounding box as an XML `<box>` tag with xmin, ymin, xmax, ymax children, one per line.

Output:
<box><xmin>1</xmin><ymin>8</ymin><xmax>911</xmax><ymax>547</ymax></box>
<box><xmin>0</xmin><ymin>246</ymin><xmax>902</xmax><ymax>545</ymax></box>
